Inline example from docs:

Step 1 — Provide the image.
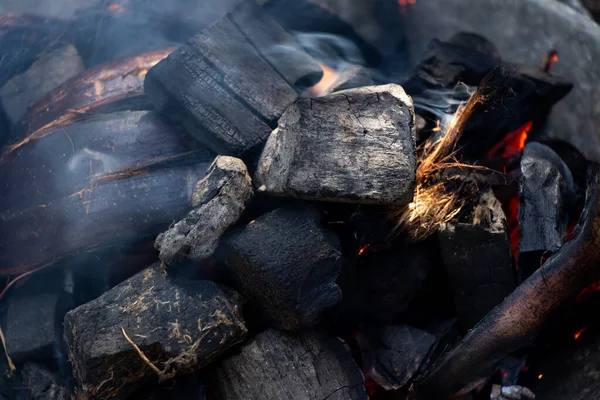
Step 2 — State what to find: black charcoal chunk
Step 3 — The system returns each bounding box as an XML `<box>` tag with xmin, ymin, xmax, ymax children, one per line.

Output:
<box><xmin>360</xmin><ymin>325</ymin><xmax>436</xmax><ymax>390</ymax></box>
<box><xmin>64</xmin><ymin>263</ymin><xmax>247</xmax><ymax>400</ymax></box>
<box><xmin>18</xmin><ymin>363</ymin><xmax>71</xmax><ymax>400</ymax></box>
<box><xmin>216</xmin><ymin>329</ymin><xmax>368</xmax><ymax>400</ymax></box>
<box><xmin>217</xmin><ymin>206</ymin><xmax>342</xmax><ymax>331</ymax></box>
<box><xmin>155</xmin><ymin>156</ymin><xmax>254</xmax><ymax>265</ymax></box>
<box><xmin>438</xmin><ymin>189</ymin><xmax>517</xmax><ymax>332</ymax></box>
<box><xmin>255</xmin><ymin>84</ymin><xmax>416</xmax><ymax>206</ymax></box>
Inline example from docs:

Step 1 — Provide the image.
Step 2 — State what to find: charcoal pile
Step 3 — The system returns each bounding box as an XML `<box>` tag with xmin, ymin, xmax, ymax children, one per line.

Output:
<box><xmin>1</xmin><ymin>0</ymin><xmax>600</xmax><ymax>399</ymax></box>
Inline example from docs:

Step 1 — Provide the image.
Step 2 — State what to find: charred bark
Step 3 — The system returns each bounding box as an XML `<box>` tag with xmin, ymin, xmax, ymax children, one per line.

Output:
<box><xmin>10</xmin><ymin>48</ymin><xmax>172</xmax><ymax>142</ymax></box>
<box><xmin>0</xmin><ymin>110</ymin><xmax>213</xmax><ymax>275</ymax></box>
<box><xmin>64</xmin><ymin>263</ymin><xmax>247</xmax><ymax>400</ymax></box>
<box><xmin>415</xmin><ymin>163</ymin><xmax>600</xmax><ymax>399</ymax></box>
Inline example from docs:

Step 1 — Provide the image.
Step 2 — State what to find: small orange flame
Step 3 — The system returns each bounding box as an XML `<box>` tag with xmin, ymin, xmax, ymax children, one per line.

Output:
<box><xmin>574</xmin><ymin>326</ymin><xmax>588</xmax><ymax>340</ymax></box>
<box><xmin>432</xmin><ymin>119</ymin><xmax>442</xmax><ymax>132</ymax></box>
<box><xmin>486</xmin><ymin>121</ymin><xmax>534</xmax><ymax>159</ymax></box>
<box><xmin>309</xmin><ymin>64</ymin><xmax>339</xmax><ymax>97</ymax></box>
<box><xmin>538</xmin><ymin>374</ymin><xmax>543</xmax><ymax>380</ymax></box>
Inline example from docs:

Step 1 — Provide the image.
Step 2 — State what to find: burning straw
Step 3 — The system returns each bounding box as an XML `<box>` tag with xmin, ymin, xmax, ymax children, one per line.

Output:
<box><xmin>395</xmin><ymin>69</ymin><xmax>509</xmax><ymax>240</ymax></box>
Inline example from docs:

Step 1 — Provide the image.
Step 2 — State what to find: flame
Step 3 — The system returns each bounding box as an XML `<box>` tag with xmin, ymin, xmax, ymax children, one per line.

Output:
<box><xmin>486</xmin><ymin>121</ymin><xmax>534</xmax><ymax>159</ymax></box>
<box><xmin>538</xmin><ymin>374</ymin><xmax>543</xmax><ymax>380</ymax></box>
<box><xmin>574</xmin><ymin>326</ymin><xmax>588</xmax><ymax>340</ymax></box>
<box><xmin>309</xmin><ymin>63</ymin><xmax>339</xmax><ymax>97</ymax></box>
<box><xmin>542</xmin><ymin>49</ymin><xmax>559</xmax><ymax>73</ymax></box>
<box><xmin>432</xmin><ymin>119</ymin><xmax>442</xmax><ymax>132</ymax></box>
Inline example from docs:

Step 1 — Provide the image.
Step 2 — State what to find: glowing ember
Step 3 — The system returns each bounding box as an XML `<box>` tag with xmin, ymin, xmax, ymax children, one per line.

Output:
<box><xmin>398</xmin><ymin>0</ymin><xmax>416</xmax><ymax>5</ymax></box>
<box><xmin>308</xmin><ymin>63</ymin><xmax>339</xmax><ymax>97</ymax></box>
<box><xmin>432</xmin><ymin>119</ymin><xmax>442</xmax><ymax>132</ymax></box>
<box><xmin>542</xmin><ymin>49</ymin><xmax>559</xmax><ymax>73</ymax></box>
<box><xmin>357</xmin><ymin>245</ymin><xmax>369</xmax><ymax>256</ymax></box>
<box><xmin>577</xmin><ymin>280</ymin><xmax>600</xmax><ymax>302</ymax></box>
<box><xmin>574</xmin><ymin>326</ymin><xmax>588</xmax><ymax>340</ymax></box>
<box><xmin>538</xmin><ymin>374</ymin><xmax>543</xmax><ymax>380</ymax></box>
<box><xmin>108</xmin><ymin>3</ymin><xmax>123</xmax><ymax>11</ymax></box>
<box><xmin>486</xmin><ymin>121</ymin><xmax>534</xmax><ymax>159</ymax></box>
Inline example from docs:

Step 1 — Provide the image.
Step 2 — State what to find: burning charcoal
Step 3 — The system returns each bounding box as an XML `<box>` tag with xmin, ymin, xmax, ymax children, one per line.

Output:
<box><xmin>0</xmin><ymin>44</ymin><xmax>84</xmax><ymax>126</ymax></box>
<box><xmin>217</xmin><ymin>206</ymin><xmax>342</xmax><ymax>331</ymax></box>
<box><xmin>10</xmin><ymin>48</ymin><xmax>172</xmax><ymax>142</ymax></box>
<box><xmin>438</xmin><ymin>189</ymin><xmax>517</xmax><ymax>332</ymax></box>
<box><xmin>145</xmin><ymin>0</ymin><xmax>309</xmax><ymax>155</ymax></box>
<box><xmin>18</xmin><ymin>363</ymin><xmax>71</xmax><ymax>400</ymax></box>
<box><xmin>0</xmin><ymin>110</ymin><xmax>213</xmax><ymax>276</ymax></box>
<box><xmin>64</xmin><ymin>263</ymin><xmax>247</xmax><ymax>400</ymax></box>
<box><xmin>518</xmin><ymin>142</ymin><xmax>576</xmax><ymax>279</ymax></box>
<box><xmin>254</xmin><ymin>84</ymin><xmax>416</xmax><ymax>205</ymax></box>
<box><xmin>216</xmin><ymin>329</ymin><xmax>367</xmax><ymax>400</ymax></box>
<box><xmin>359</xmin><ymin>325</ymin><xmax>435</xmax><ymax>390</ymax></box>
<box><xmin>4</xmin><ymin>292</ymin><xmax>59</xmax><ymax>363</ymax></box>
<box><xmin>155</xmin><ymin>156</ymin><xmax>254</xmax><ymax>265</ymax></box>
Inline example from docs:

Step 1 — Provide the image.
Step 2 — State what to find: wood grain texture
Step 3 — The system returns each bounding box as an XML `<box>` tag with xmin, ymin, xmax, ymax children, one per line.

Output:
<box><xmin>254</xmin><ymin>84</ymin><xmax>416</xmax><ymax>205</ymax></box>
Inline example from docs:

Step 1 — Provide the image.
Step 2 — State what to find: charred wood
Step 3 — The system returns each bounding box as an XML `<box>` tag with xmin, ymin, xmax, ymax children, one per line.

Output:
<box><xmin>11</xmin><ymin>48</ymin><xmax>172</xmax><ymax>142</ymax></box>
<box><xmin>64</xmin><ymin>263</ymin><xmax>247</xmax><ymax>400</ymax></box>
<box><xmin>145</xmin><ymin>1</ymin><xmax>307</xmax><ymax>155</ymax></box>
<box><xmin>155</xmin><ymin>156</ymin><xmax>254</xmax><ymax>265</ymax></box>
<box><xmin>254</xmin><ymin>84</ymin><xmax>416</xmax><ymax>205</ymax></box>
<box><xmin>518</xmin><ymin>142</ymin><xmax>577</xmax><ymax>279</ymax></box>
<box><xmin>359</xmin><ymin>325</ymin><xmax>435</xmax><ymax>391</ymax></box>
<box><xmin>0</xmin><ymin>44</ymin><xmax>84</xmax><ymax>127</ymax></box>
<box><xmin>216</xmin><ymin>206</ymin><xmax>342</xmax><ymax>331</ymax></box>
<box><xmin>415</xmin><ymin>163</ymin><xmax>600</xmax><ymax>399</ymax></box>
<box><xmin>438</xmin><ymin>189</ymin><xmax>517</xmax><ymax>332</ymax></box>
<box><xmin>216</xmin><ymin>329</ymin><xmax>368</xmax><ymax>400</ymax></box>
<box><xmin>130</xmin><ymin>372</ymin><xmax>206</xmax><ymax>400</ymax></box>
<box><xmin>18</xmin><ymin>363</ymin><xmax>71</xmax><ymax>400</ymax></box>
<box><xmin>228</xmin><ymin>0</ymin><xmax>323</xmax><ymax>89</ymax></box>
<box><xmin>0</xmin><ymin>110</ymin><xmax>213</xmax><ymax>275</ymax></box>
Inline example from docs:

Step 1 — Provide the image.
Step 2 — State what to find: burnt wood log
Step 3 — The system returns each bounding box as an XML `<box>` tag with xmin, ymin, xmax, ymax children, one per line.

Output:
<box><xmin>131</xmin><ymin>373</ymin><xmax>206</xmax><ymax>400</ymax></box>
<box><xmin>0</xmin><ymin>44</ymin><xmax>84</xmax><ymax>126</ymax></box>
<box><xmin>359</xmin><ymin>325</ymin><xmax>435</xmax><ymax>391</ymax></box>
<box><xmin>254</xmin><ymin>84</ymin><xmax>416</xmax><ymax>205</ymax></box>
<box><xmin>216</xmin><ymin>329</ymin><xmax>368</xmax><ymax>400</ymax></box>
<box><xmin>216</xmin><ymin>206</ymin><xmax>342</xmax><ymax>331</ymax></box>
<box><xmin>11</xmin><ymin>48</ymin><xmax>172</xmax><ymax>142</ymax></box>
<box><xmin>518</xmin><ymin>142</ymin><xmax>576</xmax><ymax>279</ymax></box>
<box><xmin>415</xmin><ymin>163</ymin><xmax>600</xmax><ymax>400</ymax></box>
<box><xmin>438</xmin><ymin>189</ymin><xmax>517</xmax><ymax>332</ymax></box>
<box><xmin>145</xmin><ymin>0</ymin><xmax>314</xmax><ymax>155</ymax></box>
<box><xmin>0</xmin><ymin>110</ymin><xmax>213</xmax><ymax>275</ymax></box>
<box><xmin>64</xmin><ymin>263</ymin><xmax>247</xmax><ymax>400</ymax></box>
<box><xmin>155</xmin><ymin>156</ymin><xmax>254</xmax><ymax>265</ymax></box>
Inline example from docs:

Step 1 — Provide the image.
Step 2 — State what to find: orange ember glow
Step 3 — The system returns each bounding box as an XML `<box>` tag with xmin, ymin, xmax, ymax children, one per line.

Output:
<box><xmin>486</xmin><ymin>121</ymin><xmax>534</xmax><ymax>159</ymax></box>
<box><xmin>577</xmin><ymin>279</ymin><xmax>600</xmax><ymax>302</ymax></box>
<box><xmin>358</xmin><ymin>245</ymin><xmax>369</xmax><ymax>256</ymax></box>
<box><xmin>398</xmin><ymin>0</ymin><xmax>416</xmax><ymax>5</ymax></box>
<box><xmin>574</xmin><ymin>326</ymin><xmax>588</xmax><ymax>340</ymax></box>
<box><xmin>538</xmin><ymin>374</ymin><xmax>543</xmax><ymax>380</ymax></box>
<box><xmin>108</xmin><ymin>3</ymin><xmax>122</xmax><ymax>11</ymax></box>
<box><xmin>309</xmin><ymin>63</ymin><xmax>339</xmax><ymax>97</ymax></box>
<box><xmin>432</xmin><ymin>119</ymin><xmax>442</xmax><ymax>132</ymax></box>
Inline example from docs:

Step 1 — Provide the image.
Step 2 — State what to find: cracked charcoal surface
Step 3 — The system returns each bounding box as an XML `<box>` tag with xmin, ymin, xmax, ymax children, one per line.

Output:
<box><xmin>144</xmin><ymin>0</ymin><xmax>300</xmax><ymax>155</ymax></box>
<box><xmin>216</xmin><ymin>205</ymin><xmax>342</xmax><ymax>331</ymax></box>
<box><xmin>361</xmin><ymin>325</ymin><xmax>436</xmax><ymax>390</ymax></box>
<box><xmin>155</xmin><ymin>156</ymin><xmax>254</xmax><ymax>265</ymax></box>
<box><xmin>254</xmin><ymin>84</ymin><xmax>416</xmax><ymax>206</ymax></box>
<box><xmin>64</xmin><ymin>263</ymin><xmax>247</xmax><ymax>400</ymax></box>
<box><xmin>438</xmin><ymin>189</ymin><xmax>517</xmax><ymax>332</ymax></box>
<box><xmin>216</xmin><ymin>329</ymin><xmax>368</xmax><ymax>400</ymax></box>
